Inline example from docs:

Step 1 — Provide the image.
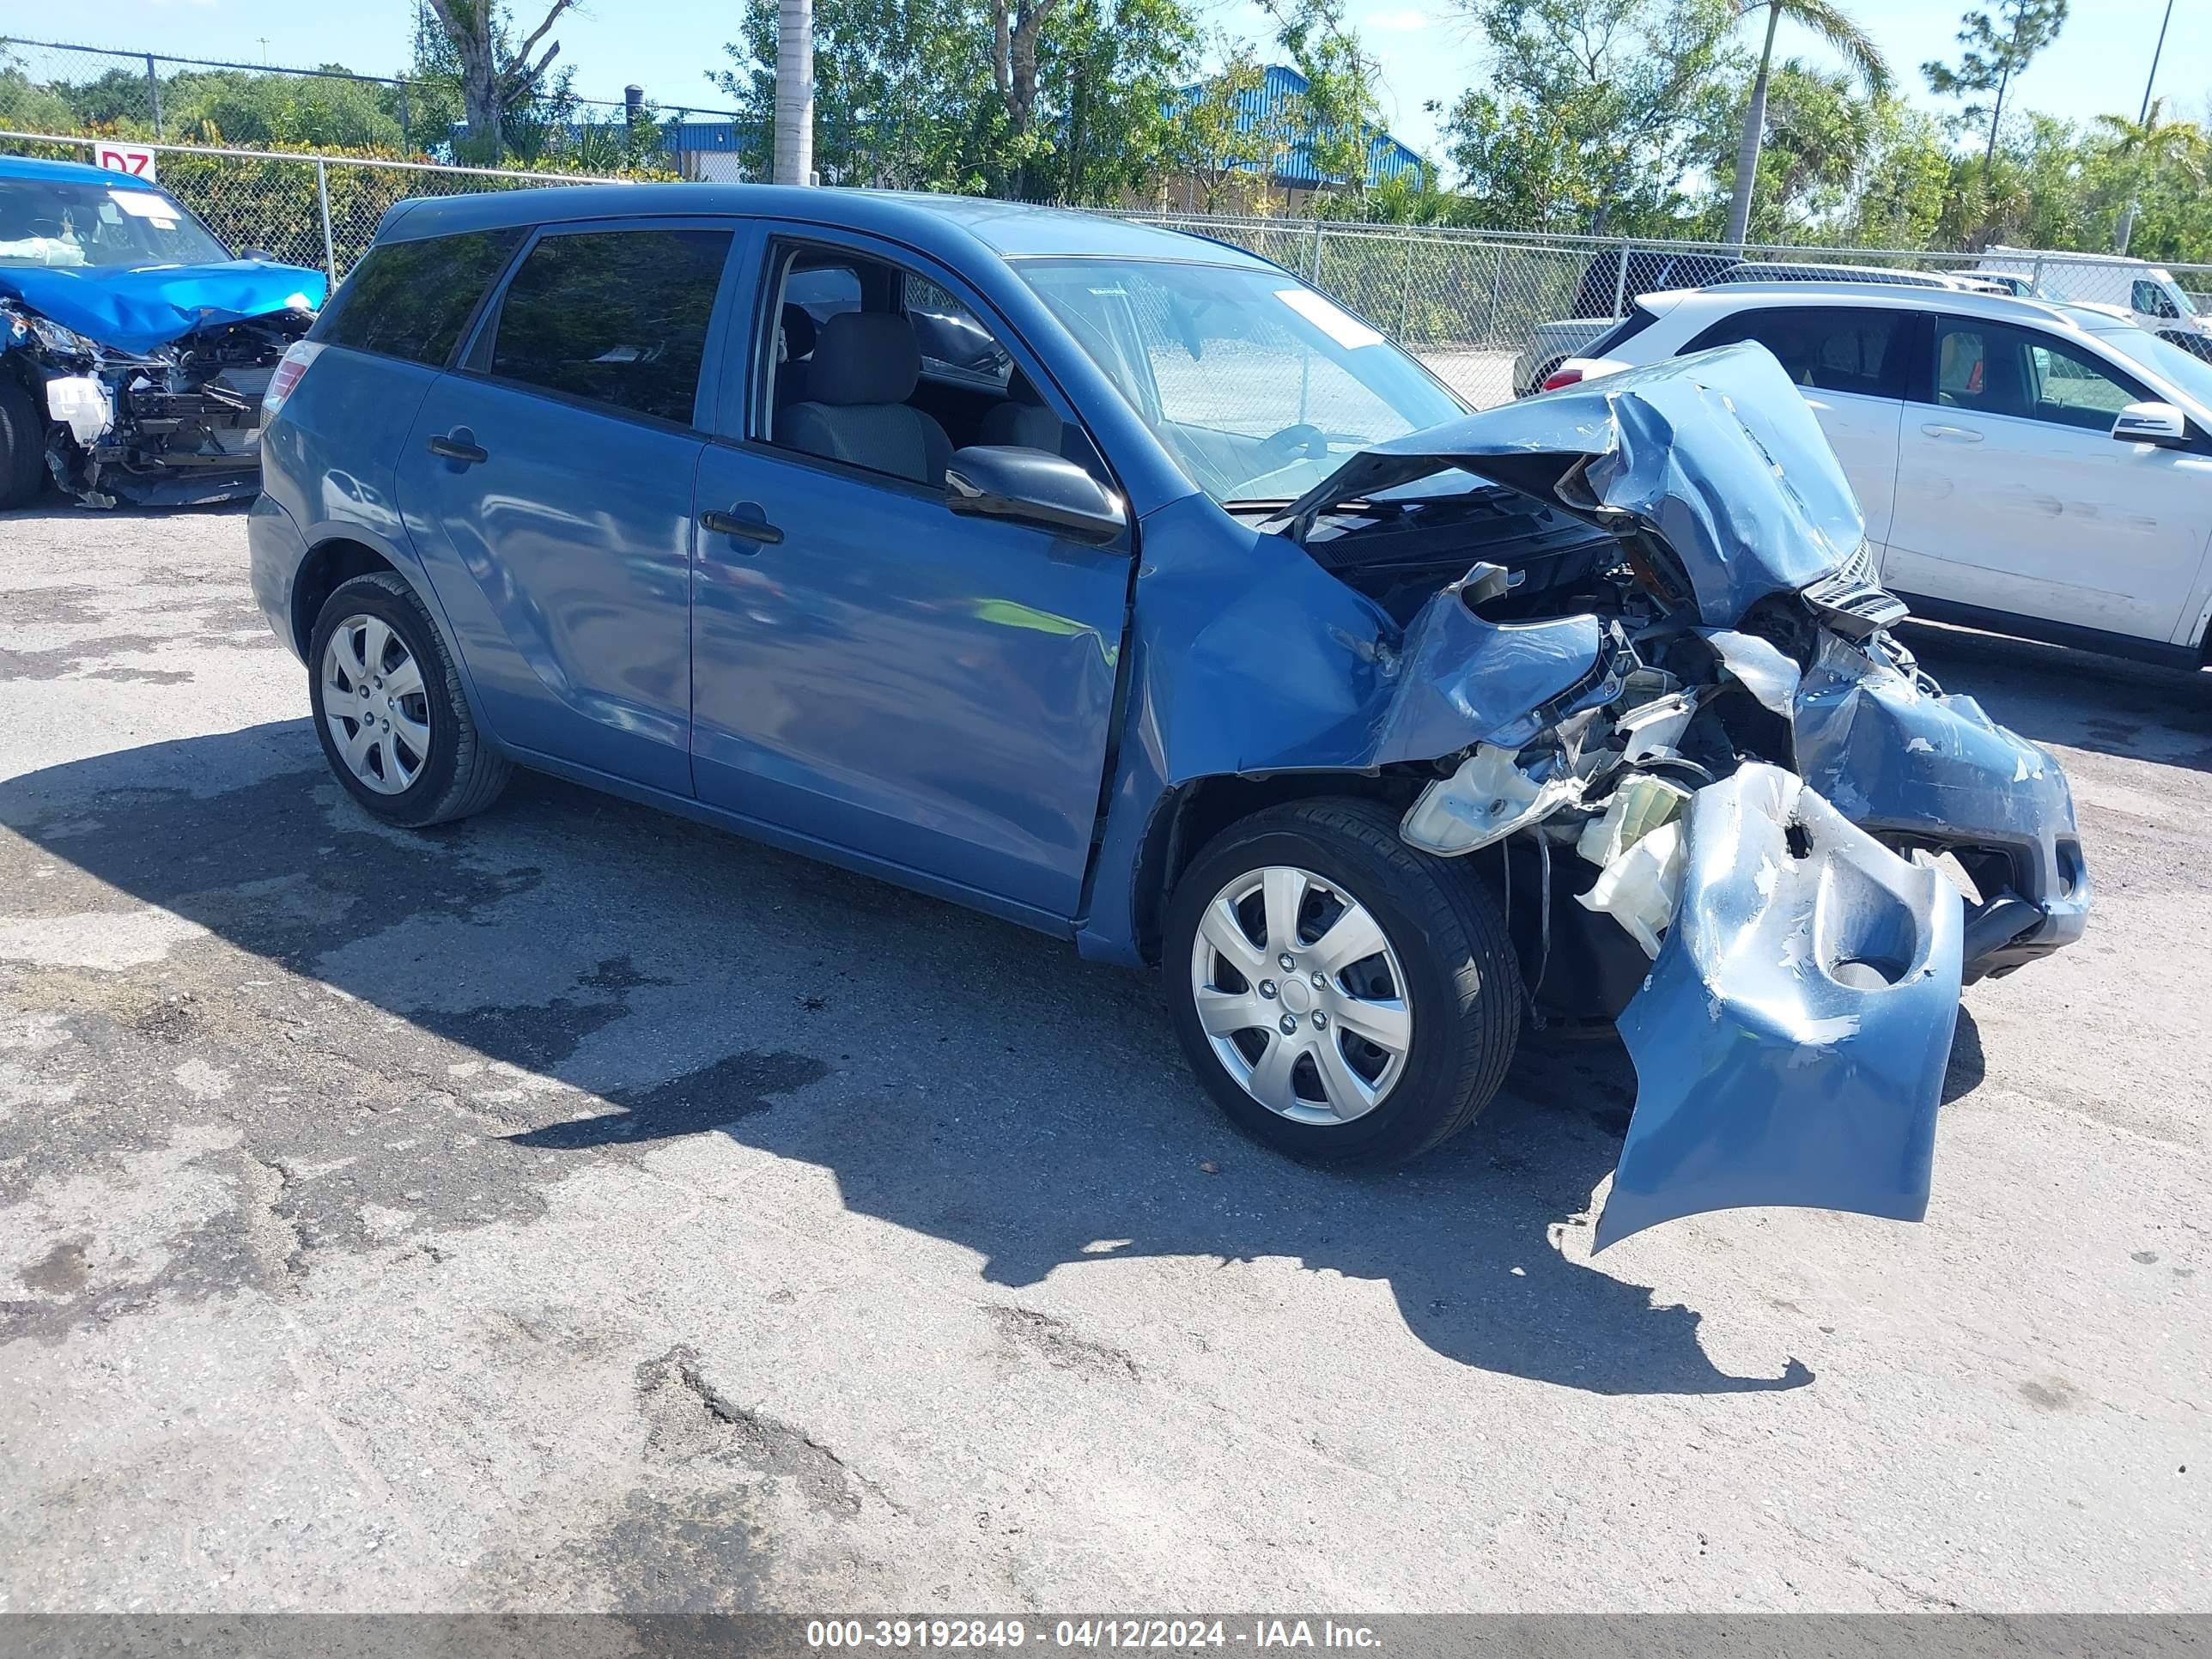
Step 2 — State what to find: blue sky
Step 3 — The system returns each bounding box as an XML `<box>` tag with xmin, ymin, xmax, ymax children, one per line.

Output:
<box><xmin>49</xmin><ymin>0</ymin><xmax>2212</xmax><ymax>161</ymax></box>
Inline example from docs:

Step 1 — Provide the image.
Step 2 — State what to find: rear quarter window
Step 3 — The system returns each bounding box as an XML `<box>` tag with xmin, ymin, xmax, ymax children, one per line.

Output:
<box><xmin>312</xmin><ymin>228</ymin><xmax>525</xmax><ymax>367</ymax></box>
<box><xmin>1583</xmin><ymin>305</ymin><xmax>1662</xmax><ymax>359</ymax></box>
<box><xmin>483</xmin><ymin>228</ymin><xmax>732</xmax><ymax>426</ymax></box>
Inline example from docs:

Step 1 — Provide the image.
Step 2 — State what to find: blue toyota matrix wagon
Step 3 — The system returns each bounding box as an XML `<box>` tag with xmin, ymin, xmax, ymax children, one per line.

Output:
<box><xmin>250</xmin><ymin>185</ymin><xmax>2087</xmax><ymax>1248</ymax></box>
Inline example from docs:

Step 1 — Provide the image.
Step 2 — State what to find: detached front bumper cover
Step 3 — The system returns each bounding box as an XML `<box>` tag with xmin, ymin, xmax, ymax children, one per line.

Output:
<box><xmin>1598</xmin><ymin>764</ymin><xmax>1963</xmax><ymax>1250</ymax></box>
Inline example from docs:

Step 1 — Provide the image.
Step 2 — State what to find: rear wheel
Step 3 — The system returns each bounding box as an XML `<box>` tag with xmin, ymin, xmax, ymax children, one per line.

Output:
<box><xmin>0</xmin><ymin>374</ymin><xmax>48</xmax><ymax>509</ymax></box>
<box><xmin>308</xmin><ymin>571</ymin><xmax>510</xmax><ymax>828</ymax></box>
<box><xmin>1162</xmin><ymin>798</ymin><xmax>1522</xmax><ymax>1164</ymax></box>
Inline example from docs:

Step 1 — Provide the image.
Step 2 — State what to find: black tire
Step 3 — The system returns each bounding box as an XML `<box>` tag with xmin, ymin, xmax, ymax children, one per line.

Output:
<box><xmin>1162</xmin><ymin>797</ymin><xmax>1522</xmax><ymax>1165</ymax></box>
<box><xmin>307</xmin><ymin>571</ymin><xmax>511</xmax><ymax>829</ymax></box>
<box><xmin>0</xmin><ymin>372</ymin><xmax>48</xmax><ymax>510</ymax></box>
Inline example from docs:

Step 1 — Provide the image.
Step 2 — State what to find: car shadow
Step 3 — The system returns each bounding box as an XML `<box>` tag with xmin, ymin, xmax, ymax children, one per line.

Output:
<box><xmin>2</xmin><ymin>721</ymin><xmax>1824</xmax><ymax>1397</ymax></box>
<box><xmin>1902</xmin><ymin>621</ymin><xmax>2212</xmax><ymax>774</ymax></box>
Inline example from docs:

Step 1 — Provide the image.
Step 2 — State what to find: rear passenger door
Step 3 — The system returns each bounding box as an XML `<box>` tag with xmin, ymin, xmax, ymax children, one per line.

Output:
<box><xmin>395</xmin><ymin>219</ymin><xmax>738</xmax><ymax>796</ymax></box>
<box><xmin>1683</xmin><ymin>304</ymin><xmax>1914</xmax><ymax>552</ymax></box>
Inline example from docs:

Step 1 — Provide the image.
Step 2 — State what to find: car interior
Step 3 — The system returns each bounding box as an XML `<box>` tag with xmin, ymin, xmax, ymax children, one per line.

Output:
<box><xmin>1687</xmin><ymin>307</ymin><xmax>1902</xmax><ymax>398</ymax></box>
<box><xmin>763</xmin><ymin>245</ymin><xmax>1077</xmax><ymax>487</ymax></box>
<box><xmin>1935</xmin><ymin>322</ymin><xmax>2138</xmax><ymax>431</ymax></box>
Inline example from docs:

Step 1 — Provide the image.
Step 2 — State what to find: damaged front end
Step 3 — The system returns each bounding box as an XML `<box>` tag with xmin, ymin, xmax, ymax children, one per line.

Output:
<box><xmin>2</xmin><ymin>227</ymin><xmax>324</xmax><ymax>507</ymax></box>
<box><xmin>5</xmin><ymin>301</ymin><xmax>315</xmax><ymax>508</ymax></box>
<box><xmin>1275</xmin><ymin>343</ymin><xmax>2089</xmax><ymax>1245</ymax></box>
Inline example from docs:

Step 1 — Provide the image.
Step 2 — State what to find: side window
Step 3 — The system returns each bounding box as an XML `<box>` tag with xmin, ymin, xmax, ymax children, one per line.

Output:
<box><xmin>784</xmin><ymin>264</ymin><xmax>860</xmax><ymax>325</ymax></box>
<box><xmin>759</xmin><ymin>242</ymin><xmax>1079</xmax><ymax>488</ymax></box>
<box><xmin>1686</xmin><ymin>306</ymin><xmax>1908</xmax><ymax>398</ymax></box>
<box><xmin>313</xmin><ymin>228</ymin><xmax>524</xmax><ymax>367</ymax></box>
<box><xmin>2133</xmin><ymin>279</ymin><xmax>2180</xmax><ymax>319</ymax></box>
<box><xmin>484</xmin><ymin>228</ymin><xmax>731</xmax><ymax>425</ymax></box>
<box><xmin>1931</xmin><ymin>319</ymin><xmax>2144</xmax><ymax>431</ymax></box>
<box><xmin>766</xmin><ymin>253</ymin><xmax>864</xmax><ymax>426</ymax></box>
<box><xmin>904</xmin><ymin>274</ymin><xmax>1012</xmax><ymax>388</ymax></box>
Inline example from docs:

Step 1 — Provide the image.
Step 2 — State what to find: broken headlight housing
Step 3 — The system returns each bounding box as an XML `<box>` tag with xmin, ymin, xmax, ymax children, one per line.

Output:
<box><xmin>15</xmin><ymin>310</ymin><xmax>106</xmax><ymax>364</ymax></box>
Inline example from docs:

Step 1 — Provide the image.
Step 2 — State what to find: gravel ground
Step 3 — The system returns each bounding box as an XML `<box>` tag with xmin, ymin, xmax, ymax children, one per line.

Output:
<box><xmin>0</xmin><ymin>499</ymin><xmax>2206</xmax><ymax>1613</ymax></box>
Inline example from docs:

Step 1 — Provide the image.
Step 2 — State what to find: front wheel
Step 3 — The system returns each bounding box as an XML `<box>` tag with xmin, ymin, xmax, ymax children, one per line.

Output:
<box><xmin>1162</xmin><ymin>798</ymin><xmax>1522</xmax><ymax>1165</ymax></box>
<box><xmin>0</xmin><ymin>373</ymin><xmax>47</xmax><ymax>509</ymax></box>
<box><xmin>308</xmin><ymin>571</ymin><xmax>510</xmax><ymax>829</ymax></box>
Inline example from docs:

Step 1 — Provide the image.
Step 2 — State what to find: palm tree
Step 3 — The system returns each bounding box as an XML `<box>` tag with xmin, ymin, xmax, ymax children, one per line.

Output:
<box><xmin>773</xmin><ymin>0</ymin><xmax>815</xmax><ymax>185</ymax></box>
<box><xmin>1723</xmin><ymin>0</ymin><xmax>1890</xmax><ymax>246</ymax></box>
<box><xmin>2099</xmin><ymin>99</ymin><xmax>2203</xmax><ymax>255</ymax></box>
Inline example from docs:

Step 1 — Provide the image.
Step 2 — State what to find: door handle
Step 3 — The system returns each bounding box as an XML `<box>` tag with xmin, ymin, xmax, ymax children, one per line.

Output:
<box><xmin>1920</xmin><ymin>422</ymin><xmax>1984</xmax><ymax>443</ymax></box>
<box><xmin>428</xmin><ymin>428</ymin><xmax>488</xmax><ymax>465</ymax></box>
<box><xmin>700</xmin><ymin>506</ymin><xmax>785</xmax><ymax>545</ymax></box>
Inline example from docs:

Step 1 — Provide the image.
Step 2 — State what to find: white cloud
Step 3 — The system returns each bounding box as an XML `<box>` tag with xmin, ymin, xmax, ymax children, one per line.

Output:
<box><xmin>1363</xmin><ymin>7</ymin><xmax>1431</xmax><ymax>30</ymax></box>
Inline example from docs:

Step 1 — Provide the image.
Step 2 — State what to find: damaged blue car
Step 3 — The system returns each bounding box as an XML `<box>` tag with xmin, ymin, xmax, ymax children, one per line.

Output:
<box><xmin>247</xmin><ymin>186</ymin><xmax>2087</xmax><ymax>1247</ymax></box>
<box><xmin>0</xmin><ymin>155</ymin><xmax>326</xmax><ymax>508</ymax></box>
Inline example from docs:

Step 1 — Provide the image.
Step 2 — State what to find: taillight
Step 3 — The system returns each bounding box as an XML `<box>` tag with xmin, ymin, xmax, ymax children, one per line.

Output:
<box><xmin>262</xmin><ymin>340</ymin><xmax>324</xmax><ymax>421</ymax></box>
<box><xmin>1540</xmin><ymin>364</ymin><xmax>1585</xmax><ymax>391</ymax></box>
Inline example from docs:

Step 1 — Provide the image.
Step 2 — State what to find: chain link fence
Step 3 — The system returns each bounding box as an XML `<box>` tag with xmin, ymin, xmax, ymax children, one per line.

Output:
<box><xmin>1117</xmin><ymin>213</ymin><xmax>2212</xmax><ymax>407</ymax></box>
<box><xmin>8</xmin><ymin>128</ymin><xmax>2210</xmax><ymax>410</ymax></box>
<box><xmin>0</xmin><ymin>35</ymin><xmax>735</xmax><ymax>167</ymax></box>
<box><xmin>2</xmin><ymin>131</ymin><xmax>622</xmax><ymax>280</ymax></box>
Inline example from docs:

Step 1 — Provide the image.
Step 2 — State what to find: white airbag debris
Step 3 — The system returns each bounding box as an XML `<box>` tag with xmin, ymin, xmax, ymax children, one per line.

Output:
<box><xmin>1576</xmin><ymin>773</ymin><xmax>1692</xmax><ymax>869</ymax></box>
<box><xmin>1401</xmin><ymin>743</ymin><xmax>1584</xmax><ymax>856</ymax></box>
<box><xmin>1577</xmin><ymin>819</ymin><xmax>1686</xmax><ymax>959</ymax></box>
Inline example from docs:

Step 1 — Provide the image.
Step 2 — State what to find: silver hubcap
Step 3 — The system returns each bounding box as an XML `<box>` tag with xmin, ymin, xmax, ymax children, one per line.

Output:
<box><xmin>1188</xmin><ymin>865</ymin><xmax>1412</xmax><ymax>1126</ymax></box>
<box><xmin>321</xmin><ymin>613</ymin><xmax>430</xmax><ymax>796</ymax></box>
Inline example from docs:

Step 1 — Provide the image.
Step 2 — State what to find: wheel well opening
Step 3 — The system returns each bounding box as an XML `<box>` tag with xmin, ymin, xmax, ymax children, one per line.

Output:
<box><xmin>1133</xmin><ymin>771</ymin><xmax>1417</xmax><ymax>964</ymax></box>
<box><xmin>291</xmin><ymin>539</ymin><xmax>398</xmax><ymax>661</ymax></box>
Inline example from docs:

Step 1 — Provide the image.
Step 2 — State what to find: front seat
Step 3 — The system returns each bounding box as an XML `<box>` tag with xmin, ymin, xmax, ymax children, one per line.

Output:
<box><xmin>781</xmin><ymin>312</ymin><xmax>951</xmax><ymax>486</ymax></box>
<box><xmin>979</xmin><ymin>375</ymin><xmax>1064</xmax><ymax>453</ymax></box>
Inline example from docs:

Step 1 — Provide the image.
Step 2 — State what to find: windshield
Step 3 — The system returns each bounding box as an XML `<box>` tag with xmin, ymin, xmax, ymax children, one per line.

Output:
<box><xmin>0</xmin><ymin>177</ymin><xmax>232</xmax><ymax>270</ymax></box>
<box><xmin>2095</xmin><ymin>323</ymin><xmax>2212</xmax><ymax>412</ymax></box>
<box><xmin>1017</xmin><ymin>258</ymin><xmax>1466</xmax><ymax>505</ymax></box>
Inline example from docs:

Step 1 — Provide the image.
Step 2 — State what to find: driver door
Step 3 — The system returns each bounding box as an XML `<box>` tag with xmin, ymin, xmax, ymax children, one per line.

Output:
<box><xmin>687</xmin><ymin>227</ymin><xmax>1133</xmax><ymax>921</ymax></box>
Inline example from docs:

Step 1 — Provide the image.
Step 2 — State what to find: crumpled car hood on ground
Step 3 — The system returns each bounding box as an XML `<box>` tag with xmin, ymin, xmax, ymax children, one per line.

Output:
<box><xmin>0</xmin><ymin>259</ymin><xmax>325</xmax><ymax>356</ymax></box>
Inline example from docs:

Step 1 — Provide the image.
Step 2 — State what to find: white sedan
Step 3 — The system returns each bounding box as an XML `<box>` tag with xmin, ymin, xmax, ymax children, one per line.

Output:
<box><xmin>1555</xmin><ymin>283</ymin><xmax>2212</xmax><ymax>666</ymax></box>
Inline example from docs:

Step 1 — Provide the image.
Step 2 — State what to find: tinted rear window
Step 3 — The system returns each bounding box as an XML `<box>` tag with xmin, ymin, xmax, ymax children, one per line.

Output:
<box><xmin>313</xmin><ymin>228</ymin><xmax>524</xmax><ymax>367</ymax></box>
<box><xmin>484</xmin><ymin>228</ymin><xmax>731</xmax><ymax>425</ymax></box>
<box><xmin>1686</xmin><ymin>305</ymin><xmax>1912</xmax><ymax>399</ymax></box>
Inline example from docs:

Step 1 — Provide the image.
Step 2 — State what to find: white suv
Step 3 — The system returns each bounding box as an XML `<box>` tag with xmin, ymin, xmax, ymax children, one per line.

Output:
<box><xmin>1557</xmin><ymin>283</ymin><xmax>2212</xmax><ymax>665</ymax></box>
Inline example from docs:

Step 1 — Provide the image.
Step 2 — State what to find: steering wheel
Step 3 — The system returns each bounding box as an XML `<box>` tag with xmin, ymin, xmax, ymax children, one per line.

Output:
<box><xmin>1254</xmin><ymin>422</ymin><xmax>1330</xmax><ymax>470</ymax></box>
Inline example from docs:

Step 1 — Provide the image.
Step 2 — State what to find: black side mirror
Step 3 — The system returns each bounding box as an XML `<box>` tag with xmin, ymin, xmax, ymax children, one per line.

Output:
<box><xmin>945</xmin><ymin>446</ymin><xmax>1127</xmax><ymax>546</ymax></box>
<box><xmin>239</xmin><ymin>246</ymin><xmax>280</xmax><ymax>263</ymax></box>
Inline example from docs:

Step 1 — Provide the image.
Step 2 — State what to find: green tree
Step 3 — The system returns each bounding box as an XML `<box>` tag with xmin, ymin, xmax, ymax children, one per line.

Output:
<box><xmin>420</xmin><ymin>0</ymin><xmax>578</xmax><ymax>159</ymax></box>
<box><xmin>1721</xmin><ymin>0</ymin><xmax>1889</xmax><ymax>245</ymax></box>
<box><xmin>1923</xmin><ymin>0</ymin><xmax>2069</xmax><ymax>169</ymax></box>
<box><xmin>2097</xmin><ymin>98</ymin><xmax>2203</xmax><ymax>254</ymax></box>
<box><xmin>1262</xmin><ymin>0</ymin><xmax>1387</xmax><ymax>210</ymax></box>
<box><xmin>718</xmin><ymin>0</ymin><xmax>1196</xmax><ymax>198</ymax></box>
<box><xmin>1038</xmin><ymin>0</ymin><xmax>1199</xmax><ymax>201</ymax></box>
<box><xmin>1841</xmin><ymin>98</ymin><xmax>1950</xmax><ymax>246</ymax></box>
<box><xmin>1443</xmin><ymin>0</ymin><xmax>1740</xmax><ymax>234</ymax></box>
<box><xmin>1700</xmin><ymin>59</ymin><xmax>1875</xmax><ymax>240</ymax></box>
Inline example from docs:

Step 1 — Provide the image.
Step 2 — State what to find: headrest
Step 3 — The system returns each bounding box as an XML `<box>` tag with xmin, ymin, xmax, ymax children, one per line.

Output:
<box><xmin>808</xmin><ymin>311</ymin><xmax>921</xmax><ymax>407</ymax></box>
<box><xmin>780</xmin><ymin>301</ymin><xmax>818</xmax><ymax>362</ymax></box>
